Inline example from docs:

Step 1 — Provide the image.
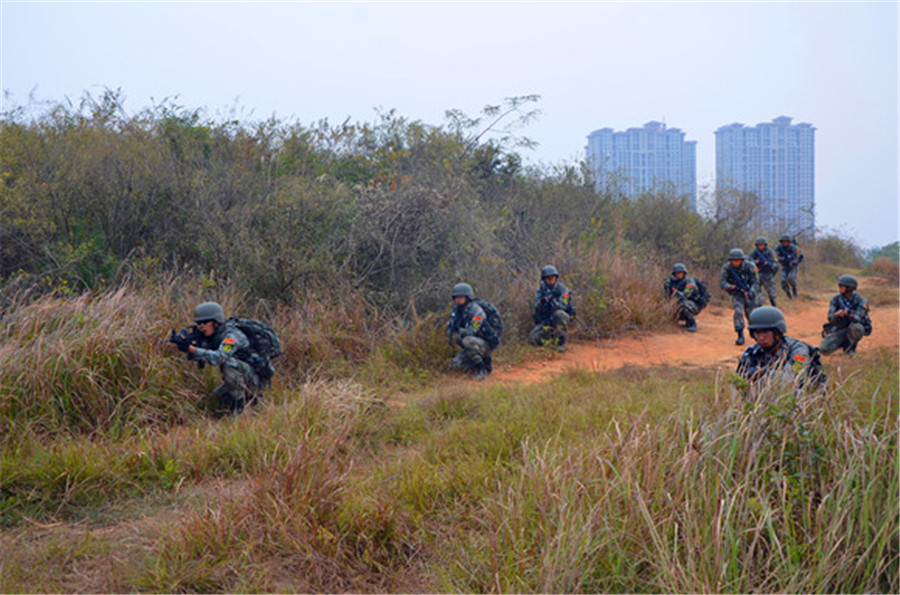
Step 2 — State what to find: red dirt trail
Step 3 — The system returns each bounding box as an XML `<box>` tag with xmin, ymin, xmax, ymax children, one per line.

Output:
<box><xmin>491</xmin><ymin>283</ymin><xmax>899</xmax><ymax>385</ymax></box>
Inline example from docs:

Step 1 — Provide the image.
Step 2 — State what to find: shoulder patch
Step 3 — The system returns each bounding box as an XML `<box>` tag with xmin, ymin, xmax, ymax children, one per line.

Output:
<box><xmin>793</xmin><ymin>354</ymin><xmax>806</xmax><ymax>363</ymax></box>
<box><xmin>472</xmin><ymin>315</ymin><xmax>482</xmax><ymax>329</ymax></box>
<box><xmin>222</xmin><ymin>336</ymin><xmax>236</xmax><ymax>354</ymax></box>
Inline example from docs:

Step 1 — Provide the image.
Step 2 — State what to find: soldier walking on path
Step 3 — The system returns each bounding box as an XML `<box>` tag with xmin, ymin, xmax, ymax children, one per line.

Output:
<box><xmin>663</xmin><ymin>263</ymin><xmax>709</xmax><ymax>333</ymax></box>
<box><xmin>776</xmin><ymin>234</ymin><xmax>803</xmax><ymax>299</ymax></box>
<box><xmin>720</xmin><ymin>248</ymin><xmax>761</xmax><ymax>345</ymax></box>
<box><xmin>528</xmin><ymin>265</ymin><xmax>576</xmax><ymax>352</ymax></box>
<box><xmin>750</xmin><ymin>236</ymin><xmax>779</xmax><ymax>307</ymax></box>
<box><xmin>819</xmin><ymin>274</ymin><xmax>873</xmax><ymax>355</ymax></box>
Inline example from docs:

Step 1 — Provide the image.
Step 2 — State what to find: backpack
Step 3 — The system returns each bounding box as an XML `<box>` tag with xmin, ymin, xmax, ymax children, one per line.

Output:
<box><xmin>803</xmin><ymin>344</ymin><xmax>827</xmax><ymax>389</ymax></box>
<box><xmin>693</xmin><ymin>279</ymin><xmax>710</xmax><ymax>310</ymax></box>
<box><xmin>230</xmin><ymin>318</ymin><xmax>282</xmax><ymax>380</ymax></box>
<box><xmin>474</xmin><ymin>299</ymin><xmax>503</xmax><ymax>348</ymax></box>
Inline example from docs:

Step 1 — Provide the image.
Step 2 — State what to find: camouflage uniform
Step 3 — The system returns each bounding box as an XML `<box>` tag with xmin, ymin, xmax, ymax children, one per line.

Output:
<box><xmin>192</xmin><ymin>321</ymin><xmax>260</xmax><ymax>414</ymax></box>
<box><xmin>750</xmin><ymin>246</ymin><xmax>779</xmax><ymax>306</ymax></box>
<box><xmin>528</xmin><ymin>281</ymin><xmax>576</xmax><ymax>348</ymax></box>
<box><xmin>663</xmin><ymin>275</ymin><xmax>705</xmax><ymax>331</ymax></box>
<box><xmin>720</xmin><ymin>259</ymin><xmax>761</xmax><ymax>333</ymax></box>
<box><xmin>737</xmin><ymin>336</ymin><xmax>824</xmax><ymax>391</ymax></box>
<box><xmin>447</xmin><ymin>300</ymin><xmax>493</xmax><ymax>376</ymax></box>
<box><xmin>776</xmin><ymin>241</ymin><xmax>801</xmax><ymax>298</ymax></box>
<box><xmin>819</xmin><ymin>292</ymin><xmax>871</xmax><ymax>355</ymax></box>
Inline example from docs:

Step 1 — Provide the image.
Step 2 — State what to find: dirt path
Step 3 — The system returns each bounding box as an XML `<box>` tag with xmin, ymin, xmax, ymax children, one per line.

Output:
<box><xmin>492</xmin><ymin>285</ymin><xmax>899</xmax><ymax>385</ymax></box>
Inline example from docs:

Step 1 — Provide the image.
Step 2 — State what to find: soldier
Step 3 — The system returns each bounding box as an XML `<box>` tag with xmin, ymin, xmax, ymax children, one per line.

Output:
<box><xmin>819</xmin><ymin>274</ymin><xmax>872</xmax><ymax>355</ymax></box>
<box><xmin>750</xmin><ymin>236</ymin><xmax>779</xmax><ymax>307</ymax></box>
<box><xmin>736</xmin><ymin>306</ymin><xmax>825</xmax><ymax>391</ymax></box>
<box><xmin>720</xmin><ymin>248</ymin><xmax>761</xmax><ymax>345</ymax></box>
<box><xmin>446</xmin><ymin>283</ymin><xmax>494</xmax><ymax>380</ymax></box>
<box><xmin>528</xmin><ymin>265</ymin><xmax>576</xmax><ymax>352</ymax></box>
<box><xmin>776</xmin><ymin>234</ymin><xmax>802</xmax><ymax>299</ymax></box>
<box><xmin>663</xmin><ymin>262</ymin><xmax>708</xmax><ymax>332</ymax></box>
<box><xmin>171</xmin><ymin>302</ymin><xmax>261</xmax><ymax>415</ymax></box>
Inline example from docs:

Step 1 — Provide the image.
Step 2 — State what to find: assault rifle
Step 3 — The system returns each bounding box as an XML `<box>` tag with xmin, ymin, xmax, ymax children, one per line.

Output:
<box><xmin>755</xmin><ymin>250</ymin><xmax>778</xmax><ymax>273</ymax></box>
<box><xmin>727</xmin><ymin>266</ymin><xmax>755</xmax><ymax>302</ymax></box>
<box><xmin>169</xmin><ymin>324</ymin><xmax>206</xmax><ymax>367</ymax></box>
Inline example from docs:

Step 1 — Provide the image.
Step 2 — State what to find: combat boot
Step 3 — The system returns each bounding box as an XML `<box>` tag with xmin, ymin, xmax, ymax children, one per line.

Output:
<box><xmin>557</xmin><ymin>336</ymin><xmax>566</xmax><ymax>353</ymax></box>
<box><xmin>684</xmin><ymin>314</ymin><xmax>697</xmax><ymax>332</ymax></box>
<box><xmin>484</xmin><ymin>355</ymin><xmax>493</xmax><ymax>373</ymax></box>
<box><xmin>474</xmin><ymin>365</ymin><xmax>488</xmax><ymax>381</ymax></box>
<box><xmin>843</xmin><ymin>341</ymin><xmax>858</xmax><ymax>355</ymax></box>
<box><xmin>770</xmin><ymin>297</ymin><xmax>777</xmax><ymax>307</ymax></box>
<box><xmin>736</xmin><ymin>330</ymin><xmax>745</xmax><ymax>345</ymax></box>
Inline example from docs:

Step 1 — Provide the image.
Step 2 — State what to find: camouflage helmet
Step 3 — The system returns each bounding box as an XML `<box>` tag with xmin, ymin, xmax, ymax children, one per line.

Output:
<box><xmin>672</xmin><ymin>263</ymin><xmax>688</xmax><ymax>275</ymax></box>
<box><xmin>540</xmin><ymin>265</ymin><xmax>560</xmax><ymax>279</ymax></box>
<box><xmin>837</xmin><ymin>274</ymin><xmax>858</xmax><ymax>291</ymax></box>
<box><xmin>728</xmin><ymin>248</ymin><xmax>745</xmax><ymax>260</ymax></box>
<box><xmin>194</xmin><ymin>302</ymin><xmax>226</xmax><ymax>324</ymax></box>
<box><xmin>451</xmin><ymin>283</ymin><xmax>474</xmax><ymax>300</ymax></box>
<box><xmin>779</xmin><ymin>234</ymin><xmax>792</xmax><ymax>243</ymax></box>
<box><xmin>755</xmin><ymin>236</ymin><xmax>767</xmax><ymax>246</ymax></box>
<box><xmin>748</xmin><ymin>306</ymin><xmax>787</xmax><ymax>335</ymax></box>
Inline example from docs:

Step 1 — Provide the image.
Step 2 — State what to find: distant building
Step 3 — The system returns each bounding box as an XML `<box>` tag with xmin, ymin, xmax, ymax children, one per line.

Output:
<box><xmin>715</xmin><ymin>116</ymin><xmax>815</xmax><ymax>236</ymax></box>
<box><xmin>585</xmin><ymin>121</ymin><xmax>697</xmax><ymax>208</ymax></box>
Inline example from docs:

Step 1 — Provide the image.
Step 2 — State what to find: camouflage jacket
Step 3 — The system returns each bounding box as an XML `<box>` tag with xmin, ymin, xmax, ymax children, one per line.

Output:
<box><xmin>750</xmin><ymin>247</ymin><xmax>779</xmax><ymax>275</ymax></box>
<box><xmin>447</xmin><ymin>299</ymin><xmax>488</xmax><ymax>341</ymax></box>
<box><xmin>663</xmin><ymin>276</ymin><xmax>705</xmax><ymax>305</ymax></box>
<box><xmin>736</xmin><ymin>336</ymin><xmax>823</xmax><ymax>389</ymax></box>
<box><xmin>192</xmin><ymin>321</ymin><xmax>252</xmax><ymax>368</ymax></box>
<box><xmin>533</xmin><ymin>281</ymin><xmax>575</xmax><ymax>321</ymax></box>
<box><xmin>776</xmin><ymin>242</ymin><xmax>801</xmax><ymax>269</ymax></box>
<box><xmin>719</xmin><ymin>260</ymin><xmax>760</xmax><ymax>295</ymax></box>
<box><xmin>826</xmin><ymin>292</ymin><xmax>871</xmax><ymax>329</ymax></box>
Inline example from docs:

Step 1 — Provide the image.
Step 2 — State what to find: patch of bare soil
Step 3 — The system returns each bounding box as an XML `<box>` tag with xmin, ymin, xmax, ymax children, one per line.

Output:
<box><xmin>491</xmin><ymin>287</ymin><xmax>899</xmax><ymax>385</ymax></box>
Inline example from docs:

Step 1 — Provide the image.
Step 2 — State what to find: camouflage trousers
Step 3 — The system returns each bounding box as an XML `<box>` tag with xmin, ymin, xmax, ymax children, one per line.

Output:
<box><xmin>781</xmin><ymin>266</ymin><xmax>798</xmax><ymax>298</ymax></box>
<box><xmin>528</xmin><ymin>310</ymin><xmax>571</xmax><ymax>346</ymax></box>
<box><xmin>214</xmin><ymin>357</ymin><xmax>260</xmax><ymax>415</ymax></box>
<box><xmin>758</xmin><ymin>272</ymin><xmax>778</xmax><ymax>305</ymax></box>
<box><xmin>452</xmin><ymin>335</ymin><xmax>493</xmax><ymax>372</ymax></box>
<box><xmin>819</xmin><ymin>322</ymin><xmax>865</xmax><ymax>355</ymax></box>
<box><xmin>674</xmin><ymin>297</ymin><xmax>700</xmax><ymax>322</ymax></box>
<box><xmin>730</xmin><ymin>292</ymin><xmax>757</xmax><ymax>332</ymax></box>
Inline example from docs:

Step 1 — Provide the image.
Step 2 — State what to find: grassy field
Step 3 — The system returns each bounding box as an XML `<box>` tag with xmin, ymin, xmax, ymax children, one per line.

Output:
<box><xmin>1</xmin><ymin>274</ymin><xmax>897</xmax><ymax>593</ymax></box>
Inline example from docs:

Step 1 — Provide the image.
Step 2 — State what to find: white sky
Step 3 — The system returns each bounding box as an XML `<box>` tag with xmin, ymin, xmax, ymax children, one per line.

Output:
<box><xmin>2</xmin><ymin>0</ymin><xmax>897</xmax><ymax>248</ymax></box>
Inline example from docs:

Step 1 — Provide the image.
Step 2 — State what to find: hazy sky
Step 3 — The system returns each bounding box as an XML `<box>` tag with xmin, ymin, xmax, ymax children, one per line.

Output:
<box><xmin>2</xmin><ymin>1</ymin><xmax>897</xmax><ymax>247</ymax></box>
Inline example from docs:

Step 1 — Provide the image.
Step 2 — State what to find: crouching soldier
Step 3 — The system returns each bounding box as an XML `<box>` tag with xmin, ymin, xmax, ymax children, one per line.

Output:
<box><xmin>736</xmin><ymin>306</ymin><xmax>826</xmax><ymax>391</ymax></box>
<box><xmin>720</xmin><ymin>248</ymin><xmax>761</xmax><ymax>345</ymax></box>
<box><xmin>528</xmin><ymin>265</ymin><xmax>576</xmax><ymax>352</ymax></box>
<box><xmin>819</xmin><ymin>274</ymin><xmax>872</xmax><ymax>355</ymax></box>
<box><xmin>171</xmin><ymin>302</ymin><xmax>263</xmax><ymax>415</ymax></box>
<box><xmin>446</xmin><ymin>283</ymin><xmax>500</xmax><ymax>380</ymax></box>
<box><xmin>664</xmin><ymin>263</ymin><xmax>709</xmax><ymax>332</ymax></box>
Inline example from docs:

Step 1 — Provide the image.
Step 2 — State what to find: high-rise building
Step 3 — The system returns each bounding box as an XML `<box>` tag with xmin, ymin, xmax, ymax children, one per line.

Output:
<box><xmin>715</xmin><ymin>116</ymin><xmax>815</xmax><ymax>236</ymax></box>
<box><xmin>585</xmin><ymin>121</ymin><xmax>697</xmax><ymax>208</ymax></box>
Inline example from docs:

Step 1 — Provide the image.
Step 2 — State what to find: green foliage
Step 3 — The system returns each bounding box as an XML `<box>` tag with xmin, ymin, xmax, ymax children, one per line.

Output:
<box><xmin>866</xmin><ymin>241</ymin><xmax>900</xmax><ymax>264</ymax></box>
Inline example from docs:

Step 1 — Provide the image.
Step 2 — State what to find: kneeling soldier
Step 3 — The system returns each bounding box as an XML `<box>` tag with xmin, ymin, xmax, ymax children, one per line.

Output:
<box><xmin>664</xmin><ymin>262</ymin><xmax>708</xmax><ymax>332</ymax></box>
<box><xmin>172</xmin><ymin>302</ymin><xmax>261</xmax><ymax>415</ymax></box>
<box><xmin>446</xmin><ymin>283</ymin><xmax>494</xmax><ymax>380</ymax></box>
<box><xmin>528</xmin><ymin>265</ymin><xmax>576</xmax><ymax>352</ymax></box>
<box><xmin>819</xmin><ymin>274</ymin><xmax>872</xmax><ymax>355</ymax></box>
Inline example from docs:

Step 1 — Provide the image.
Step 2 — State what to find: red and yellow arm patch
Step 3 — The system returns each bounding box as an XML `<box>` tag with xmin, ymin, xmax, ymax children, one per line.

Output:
<box><xmin>793</xmin><ymin>354</ymin><xmax>807</xmax><ymax>363</ymax></box>
<box><xmin>222</xmin><ymin>337</ymin><xmax>236</xmax><ymax>354</ymax></box>
<box><xmin>472</xmin><ymin>316</ymin><xmax>482</xmax><ymax>330</ymax></box>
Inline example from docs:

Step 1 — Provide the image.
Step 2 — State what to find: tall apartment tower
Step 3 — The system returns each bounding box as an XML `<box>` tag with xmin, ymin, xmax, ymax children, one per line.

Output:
<box><xmin>585</xmin><ymin>121</ymin><xmax>697</xmax><ymax>208</ymax></box>
<box><xmin>715</xmin><ymin>116</ymin><xmax>816</xmax><ymax>236</ymax></box>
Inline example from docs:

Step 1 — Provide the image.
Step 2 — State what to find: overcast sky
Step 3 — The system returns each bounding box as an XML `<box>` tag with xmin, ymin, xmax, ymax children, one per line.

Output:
<box><xmin>2</xmin><ymin>1</ymin><xmax>897</xmax><ymax>247</ymax></box>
